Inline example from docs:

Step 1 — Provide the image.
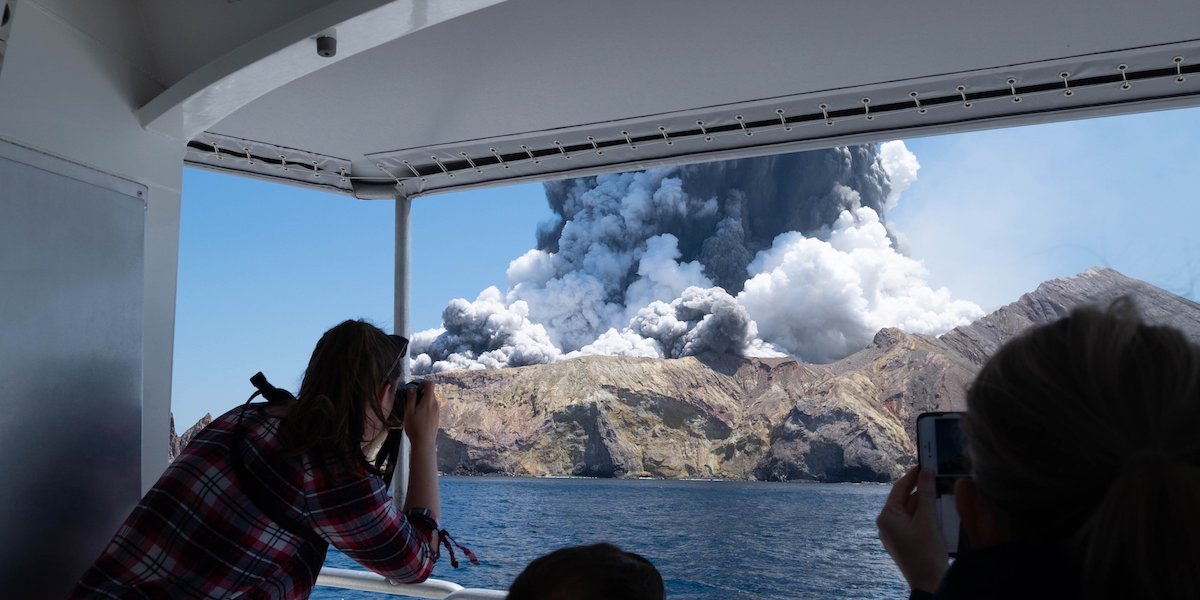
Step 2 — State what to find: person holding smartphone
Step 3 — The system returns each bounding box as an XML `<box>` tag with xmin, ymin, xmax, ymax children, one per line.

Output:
<box><xmin>877</xmin><ymin>299</ymin><xmax>1200</xmax><ymax>599</ymax></box>
<box><xmin>913</xmin><ymin>412</ymin><xmax>971</xmax><ymax>558</ymax></box>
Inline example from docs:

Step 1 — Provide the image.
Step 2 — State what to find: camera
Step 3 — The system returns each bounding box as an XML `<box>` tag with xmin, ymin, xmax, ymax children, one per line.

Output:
<box><xmin>391</xmin><ymin>379</ymin><xmax>426</xmax><ymax>422</ymax></box>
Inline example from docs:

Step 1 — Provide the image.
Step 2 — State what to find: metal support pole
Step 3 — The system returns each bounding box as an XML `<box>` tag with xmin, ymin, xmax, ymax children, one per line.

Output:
<box><xmin>392</xmin><ymin>191</ymin><xmax>412</xmax><ymax>508</ymax></box>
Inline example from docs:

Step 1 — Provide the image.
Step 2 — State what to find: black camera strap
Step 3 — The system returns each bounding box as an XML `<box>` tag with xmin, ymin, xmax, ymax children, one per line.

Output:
<box><xmin>375</xmin><ymin>429</ymin><xmax>403</xmax><ymax>488</ymax></box>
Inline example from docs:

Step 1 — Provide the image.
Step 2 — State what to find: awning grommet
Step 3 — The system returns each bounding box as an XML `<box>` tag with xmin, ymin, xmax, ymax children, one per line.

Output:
<box><xmin>819</xmin><ymin>103</ymin><xmax>833</xmax><ymax>126</ymax></box>
<box><xmin>956</xmin><ymin>85</ymin><xmax>973</xmax><ymax>108</ymax></box>
<box><xmin>1118</xmin><ymin>64</ymin><xmax>1131</xmax><ymax>90</ymax></box>
<box><xmin>460</xmin><ymin>152</ymin><xmax>480</xmax><ymax>173</ymax></box>
<box><xmin>909</xmin><ymin>92</ymin><xmax>926</xmax><ymax>114</ymax></box>
<box><xmin>376</xmin><ymin>163</ymin><xmax>403</xmax><ymax>185</ymax></box>
<box><xmin>520</xmin><ymin>145</ymin><xmax>539</xmax><ymax>164</ymax></box>
<box><xmin>1060</xmin><ymin>72</ymin><xmax>1073</xmax><ymax>96</ymax></box>
<box><xmin>621</xmin><ymin>131</ymin><xmax>638</xmax><ymax>150</ymax></box>
<box><xmin>658</xmin><ymin>126</ymin><xmax>673</xmax><ymax>145</ymax></box>
<box><xmin>697</xmin><ymin>120</ymin><xmax>713</xmax><ymax>141</ymax></box>
<box><xmin>861</xmin><ymin>98</ymin><xmax>873</xmax><ymax>120</ymax></box>
<box><xmin>430</xmin><ymin>155</ymin><xmax>453</xmax><ymax>177</ymax></box>
<box><xmin>1006</xmin><ymin>78</ymin><xmax>1022</xmax><ymax>102</ymax></box>
<box><xmin>1174</xmin><ymin>56</ymin><xmax>1186</xmax><ymax>82</ymax></box>
<box><xmin>553</xmin><ymin>141</ymin><xmax>571</xmax><ymax>159</ymax></box>
<box><xmin>398</xmin><ymin>161</ymin><xmax>425</xmax><ymax>182</ymax></box>
<box><xmin>775</xmin><ymin>109</ymin><xmax>791</xmax><ymax>131</ymax></box>
<box><xmin>735</xmin><ymin>115</ymin><xmax>752</xmax><ymax>135</ymax></box>
<box><xmin>489</xmin><ymin>148</ymin><xmax>509</xmax><ymax>169</ymax></box>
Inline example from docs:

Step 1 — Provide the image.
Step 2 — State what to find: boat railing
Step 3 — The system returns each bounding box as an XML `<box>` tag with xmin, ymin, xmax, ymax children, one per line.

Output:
<box><xmin>316</xmin><ymin>567</ymin><xmax>507</xmax><ymax>599</ymax></box>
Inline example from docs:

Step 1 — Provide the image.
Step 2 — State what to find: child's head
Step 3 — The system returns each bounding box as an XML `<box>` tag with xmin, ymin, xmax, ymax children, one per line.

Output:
<box><xmin>508</xmin><ymin>543</ymin><xmax>665</xmax><ymax>600</ymax></box>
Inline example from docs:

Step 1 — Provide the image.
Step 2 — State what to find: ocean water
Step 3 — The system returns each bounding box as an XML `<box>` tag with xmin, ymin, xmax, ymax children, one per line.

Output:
<box><xmin>314</xmin><ymin>477</ymin><xmax>907</xmax><ymax>599</ymax></box>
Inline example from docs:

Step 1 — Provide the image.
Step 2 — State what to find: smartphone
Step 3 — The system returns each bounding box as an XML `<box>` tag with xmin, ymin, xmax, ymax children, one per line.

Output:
<box><xmin>916</xmin><ymin>411</ymin><xmax>971</xmax><ymax>557</ymax></box>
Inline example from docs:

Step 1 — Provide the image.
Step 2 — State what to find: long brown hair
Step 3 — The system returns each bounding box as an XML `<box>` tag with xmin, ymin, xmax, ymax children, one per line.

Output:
<box><xmin>964</xmin><ymin>298</ymin><xmax>1200</xmax><ymax>599</ymax></box>
<box><xmin>280</xmin><ymin>319</ymin><xmax>404</xmax><ymax>480</ymax></box>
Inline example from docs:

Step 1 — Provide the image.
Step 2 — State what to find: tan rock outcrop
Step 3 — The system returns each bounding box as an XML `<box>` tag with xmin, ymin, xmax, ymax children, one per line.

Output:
<box><xmin>167</xmin><ymin>413</ymin><xmax>213</xmax><ymax>462</ymax></box>
<box><xmin>432</xmin><ymin>329</ymin><xmax>976</xmax><ymax>482</ymax></box>
<box><xmin>431</xmin><ymin>269</ymin><xmax>1199</xmax><ymax>482</ymax></box>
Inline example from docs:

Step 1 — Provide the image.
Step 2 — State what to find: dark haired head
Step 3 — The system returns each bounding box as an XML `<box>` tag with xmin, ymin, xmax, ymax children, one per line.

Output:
<box><xmin>508</xmin><ymin>543</ymin><xmax>665</xmax><ymax>600</ymax></box>
<box><xmin>280</xmin><ymin>319</ymin><xmax>404</xmax><ymax>480</ymax></box>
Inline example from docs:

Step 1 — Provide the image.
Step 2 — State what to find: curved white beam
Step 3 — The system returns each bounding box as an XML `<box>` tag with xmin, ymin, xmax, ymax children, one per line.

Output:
<box><xmin>139</xmin><ymin>0</ymin><xmax>504</xmax><ymax>140</ymax></box>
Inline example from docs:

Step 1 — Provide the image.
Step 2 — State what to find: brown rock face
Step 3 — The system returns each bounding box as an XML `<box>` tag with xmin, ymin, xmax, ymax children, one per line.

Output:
<box><xmin>165</xmin><ymin>269</ymin><xmax>1200</xmax><ymax>480</ymax></box>
<box><xmin>433</xmin><ymin>330</ymin><xmax>977</xmax><ymax>482</ymax></box>
<box><xmin>941</xmin><ymin>268</ymin><xmax>1200</xmax><ymax>366</ymax></box>
<box><xmin>167</xmin><ymin>413</ymin><xmax>213</xmax><ymax>462</ymax></box>
<box><xmin>431</xmin><ymin>269</ymin><xmax>1200</xmax><ymax>482</ymax></box>
<box><xmin>753</xmin><ymin>329</ymin><xmax>976</xmax><ymax>482</ymax></box>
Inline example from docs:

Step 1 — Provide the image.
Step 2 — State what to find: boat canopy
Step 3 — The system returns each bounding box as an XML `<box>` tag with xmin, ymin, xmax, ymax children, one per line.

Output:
<box><xmin>129</xmin><ymin>0</ymin><xmax>1200</xmax><ymax>198</ymax></box>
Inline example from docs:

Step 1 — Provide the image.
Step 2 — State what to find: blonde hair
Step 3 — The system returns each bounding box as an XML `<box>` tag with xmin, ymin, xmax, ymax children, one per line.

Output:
<box><xmin>964</xmin><ymin>298</ymin><xmax>1200</xmax><ymax>599</ymax></box>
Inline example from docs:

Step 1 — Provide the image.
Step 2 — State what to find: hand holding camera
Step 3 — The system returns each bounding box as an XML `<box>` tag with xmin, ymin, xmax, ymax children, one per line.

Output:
<box><xmin>398</xmin><ymin>379</ymin><xmax>440</xmax><ymax>447</ymax></box>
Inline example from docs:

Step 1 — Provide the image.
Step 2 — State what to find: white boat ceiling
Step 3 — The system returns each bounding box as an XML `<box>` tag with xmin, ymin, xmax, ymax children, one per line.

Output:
<box><xmin>130</xmin><ymin>0</ymin><xmax>1200</xmax><ymax>199</ymax></box>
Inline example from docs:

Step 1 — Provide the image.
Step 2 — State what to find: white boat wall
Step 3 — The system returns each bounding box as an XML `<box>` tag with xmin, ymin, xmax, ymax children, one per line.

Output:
<box><xmin>2</xmin><ymin>1</ymin><xmax>1200</xmax><ymax>596</ymax></box>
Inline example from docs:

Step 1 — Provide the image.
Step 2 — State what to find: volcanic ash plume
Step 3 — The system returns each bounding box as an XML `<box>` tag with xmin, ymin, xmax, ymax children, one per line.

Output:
<box><xmin>410</xmin><ymin>142</ymin><xmax>982</xmax><ymax>374</ymax></box>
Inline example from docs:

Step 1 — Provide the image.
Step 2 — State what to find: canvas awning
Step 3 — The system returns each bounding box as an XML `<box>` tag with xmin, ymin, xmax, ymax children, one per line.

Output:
<box><xmin>135</xmin><ymin>0</ymin><xmax>1200</xmax><ymax>198</ymax></box>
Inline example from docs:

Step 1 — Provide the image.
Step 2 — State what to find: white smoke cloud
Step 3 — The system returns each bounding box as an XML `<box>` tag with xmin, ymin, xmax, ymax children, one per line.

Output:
<box><xmin>571</xmin><ymin>285</ymin><xmax>776</xmax><ymax>360</ymax></box>
<box><xmin>506</xmin><ymin>248</ymin><xmax>556</xmax><ymax>287</ymax></box>
<box><xmin>508</xmin><ymin>267</ymin><xmax>622</xmax><ymax>352</ymax></box>
<box><xmin>738</xmin><ymin>206</ymin><xmax>983</xmax><ymax>363</ymax></box>
<box><xmin>503</xmin><ymin>170</ymin><xmax>720</xmax><ymax>352</ymax></box>
<box><xmin>411</xmin><ymin>142</ymin><xmax>981</xmax><ymax>374</ymax></box>
<box><xmin>570</xmin><ymin>327</ymin><xmax>663</xmax><ymax>358</ymax></box>
<box><xmin>879</xmin><ymin>140</ymin><xmax>920</xmax><ymax>211</ymax></box>
<box><xmin>621</xmin><ymin>234</ymin><xmax>712</xmax><ymax>323</ymax></box>
<box><xmin>409</xmin><ymin>287</ymin><xmax>561</xmax><ymax>373</ymax></box>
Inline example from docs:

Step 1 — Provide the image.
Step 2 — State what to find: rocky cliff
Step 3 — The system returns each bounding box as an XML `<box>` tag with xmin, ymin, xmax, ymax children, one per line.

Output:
<box><xmin>432</xmin><ymin>328</ymin><xmax>977</xmax><ymax>482</ymax></box>
<box><xmin>941</xmin><ymin>267</ymin><xmax>1200</xmax><ymax>365</ymax></box>
<box><xmin>432</xmin><ymin>268</ymin><xmax>1199</xmax><ymax>482</ymax></box>
<box><xmin>168</xmin><ymin>412</ymin><xmax>213</xmax><ymax>461</ymax></box>
<box><xmin>164</xmin><ymin>269</ymin><xmax>1200</xmax><ymax>481</ymax></box>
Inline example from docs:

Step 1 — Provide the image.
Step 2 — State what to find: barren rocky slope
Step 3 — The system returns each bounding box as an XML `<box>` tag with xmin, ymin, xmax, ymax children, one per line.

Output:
<box><xmin>168</xmin><ymin>412</ymin><xmax>212</xmax><ymax>461</ymax></box>
<box><xmin>169</xmin><ymin>269</ymin><xmax>1199</xmax><ymax>481</ymax></box>
<box><xmin>941</xmin><ymin>267</ymin><xmax>1200</xmax><ymax>365</ymax></box>
<box><xmin>432</xmin><ymin>328</ymin><xmax>975</xmax><ymax>482</ymax></box>
<box><xmin>431</xmin><ymin>268</ymin><xmax>1199</xmax><ymax>482</ymax></box>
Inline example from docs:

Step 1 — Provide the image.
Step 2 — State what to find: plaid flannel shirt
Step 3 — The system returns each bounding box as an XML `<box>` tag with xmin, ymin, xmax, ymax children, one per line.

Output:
<box><xmin>69</xmin><ymin>405</ymin><xmax>438</xmax><ymax>599</ymax></box>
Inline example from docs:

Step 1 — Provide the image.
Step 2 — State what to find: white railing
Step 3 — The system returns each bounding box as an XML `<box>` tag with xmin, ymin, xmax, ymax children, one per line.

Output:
<box><xmin>316</xmin><ymin>567</ymin><xmax>507</xmax><ymax>599</ymax></box>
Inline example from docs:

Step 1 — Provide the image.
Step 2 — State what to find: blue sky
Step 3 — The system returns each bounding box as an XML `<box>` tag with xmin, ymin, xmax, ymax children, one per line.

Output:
<box><xmin>171</xmin><ymin>107</ymin><xmax>1200</xmax><ymax>428</ymax></box>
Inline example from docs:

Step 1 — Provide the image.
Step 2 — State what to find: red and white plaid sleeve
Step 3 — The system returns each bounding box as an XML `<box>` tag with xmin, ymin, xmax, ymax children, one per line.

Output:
<box><xmin>304</xmin><ymin>467</ymin><xmax>439</xmax><ymax>583</ymax></box>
